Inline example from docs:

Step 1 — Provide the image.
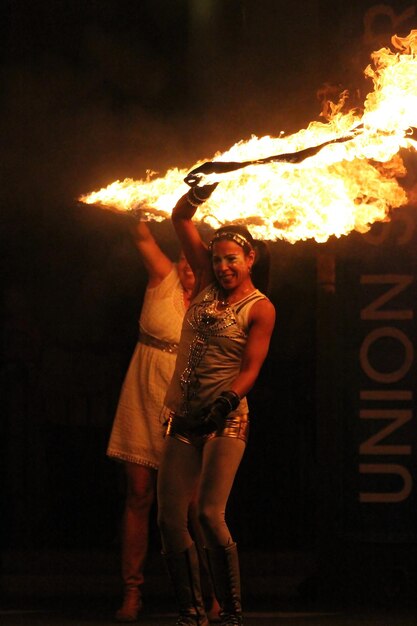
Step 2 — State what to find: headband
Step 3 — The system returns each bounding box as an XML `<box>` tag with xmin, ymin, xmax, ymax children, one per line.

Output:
<box><xmin>208</xmin><ymin>230</ymin><xmax>254</xmax><ymax>252</ymax></box>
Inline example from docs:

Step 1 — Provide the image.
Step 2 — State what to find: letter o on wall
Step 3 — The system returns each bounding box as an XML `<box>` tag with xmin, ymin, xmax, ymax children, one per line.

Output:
<box><xmin>360</xmin><ymin>326</ymin><xmax>414</xmax><ymax>383</ymax></box>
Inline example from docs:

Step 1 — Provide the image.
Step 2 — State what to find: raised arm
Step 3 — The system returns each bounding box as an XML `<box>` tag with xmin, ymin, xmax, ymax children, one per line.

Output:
<box><xmin>171</xmin><ymin>185</ymin><xmax>218</xmax><ymax>291</ymax></box>
<box><xmin>129</xmin><ymin>219</ymin><xmax>173</xmax><ymax>287</ymax></box>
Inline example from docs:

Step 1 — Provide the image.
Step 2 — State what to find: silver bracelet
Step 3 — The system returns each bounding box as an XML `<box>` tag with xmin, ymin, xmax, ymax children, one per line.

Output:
<box><xmin>186</xmin><ymin>189</ymin><xmax>203</xmax><ymax>207</ymax></box>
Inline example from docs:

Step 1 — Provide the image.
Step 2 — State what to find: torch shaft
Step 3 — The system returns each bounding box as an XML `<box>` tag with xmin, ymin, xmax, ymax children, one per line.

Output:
<box><xmin>184</xmin><ymin>126</ymin><xmax>364</xmax><ymax>187</ymax></box>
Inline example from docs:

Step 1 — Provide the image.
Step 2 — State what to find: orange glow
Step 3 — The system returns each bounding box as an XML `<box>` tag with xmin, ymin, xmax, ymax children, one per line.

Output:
<box><xmin>80</xmin><ymin>30</ymin><xmax>417</xmax><ymax>244</ymax></box>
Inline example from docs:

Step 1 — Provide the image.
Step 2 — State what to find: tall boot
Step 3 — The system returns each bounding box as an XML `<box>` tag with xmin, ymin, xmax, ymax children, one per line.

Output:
<box><xmin>189</xmin><ymin>503</ymin><xmax>221</xmax><ymax>622</ymax></box>
<box><xmin>163</xmin><ymin>543</ymin><xmax>209</xmax><ymax>626</ymax></box>
<box><xmin>205</xmin><ymin>543</ymin><xmax>243</xmax><ymax>625</ymax></box>
<box><xmin>115</xmin><ymin>505</ymin><xmax>148</xmax><ymax>622</ymax></box>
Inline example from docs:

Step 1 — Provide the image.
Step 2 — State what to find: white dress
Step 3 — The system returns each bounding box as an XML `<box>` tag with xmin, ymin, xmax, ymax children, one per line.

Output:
<box><xmin>107</xmin><ymin>266</ymin><xmax>186</xmax><ymax>469</ymax></box>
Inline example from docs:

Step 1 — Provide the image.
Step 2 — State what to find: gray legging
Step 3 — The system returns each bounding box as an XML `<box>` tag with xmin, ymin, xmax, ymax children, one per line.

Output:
<box><xmin>157</xmin><ymin>435</ymin><xmax>246</xmax><ymax>553</ymax></box>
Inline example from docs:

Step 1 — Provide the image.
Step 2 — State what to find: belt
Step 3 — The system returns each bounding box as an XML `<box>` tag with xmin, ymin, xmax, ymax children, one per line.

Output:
<box><xmin>138</xmin><ymin>331</ymin><xmax>179</xmax><ymax>354</ymax></box>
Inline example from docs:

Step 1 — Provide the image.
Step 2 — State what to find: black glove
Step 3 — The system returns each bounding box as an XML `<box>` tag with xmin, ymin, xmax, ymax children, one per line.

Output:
<box><xmin>186</xmin><ymin>183</ymin><xmax>218</xmax><ymax>207</ymax></box>
<box><xmin>193</xmin><ymin>390</ymin><xmax>240</xmax><ymax>435</ymax></box>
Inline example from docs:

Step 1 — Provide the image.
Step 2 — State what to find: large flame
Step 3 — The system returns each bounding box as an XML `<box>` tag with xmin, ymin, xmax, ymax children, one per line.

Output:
<box><xmin>80</xmin><ymin>30</ymin><xmax>417</xmax><ymax>243</ymax></box>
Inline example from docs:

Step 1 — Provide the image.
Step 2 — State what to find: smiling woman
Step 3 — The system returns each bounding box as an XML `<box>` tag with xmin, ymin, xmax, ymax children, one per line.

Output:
<box><xmin>208</xmin><ymin>225</ymin><xmax>271</xmax><ymax>299</ymax></box>
<box><xmin>156</xmin><ymin>185</ymin><xmax>276</xmax><ymax>625</ymax></box>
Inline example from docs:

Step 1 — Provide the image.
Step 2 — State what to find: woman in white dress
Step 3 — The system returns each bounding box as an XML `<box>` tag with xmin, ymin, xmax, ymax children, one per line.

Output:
<box><xmin>107</xmin><ymin>219</ymin><xmax>220</xmax><ymax>622</ymax></box>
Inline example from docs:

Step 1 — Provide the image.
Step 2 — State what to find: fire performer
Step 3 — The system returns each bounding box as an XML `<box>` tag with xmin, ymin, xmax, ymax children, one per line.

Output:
<box><xmin>157</xmin><ymin>184</ymin><xmax>276</xmax><ymax>625</ymax></box>
<box><xmin>106</xmin><ymin>218</ymin><xmax>220</xmax><ymax>623</ymax></box>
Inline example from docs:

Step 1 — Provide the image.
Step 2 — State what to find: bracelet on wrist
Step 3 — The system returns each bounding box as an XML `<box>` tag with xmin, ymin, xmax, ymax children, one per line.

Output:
<box><xmin>186</xmin><ymin>191</ymin><xmax>202</xmax><ymax>208</ymax></box>
<box><xmin>192</xmin><ymin>187</ymin><xmax>209</xmax><ymax>202</ymax></box>
<box><xmin>186</xmin><ymin>185</ymin><xmax>213</xmax><ymax>207</ymax></box>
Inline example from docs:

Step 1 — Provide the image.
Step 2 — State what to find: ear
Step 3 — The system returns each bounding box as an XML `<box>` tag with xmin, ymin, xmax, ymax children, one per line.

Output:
<box><xmin>247</xmin><ymin>249</ymin><xmax>255</xmax><ymax>268</ymax></box>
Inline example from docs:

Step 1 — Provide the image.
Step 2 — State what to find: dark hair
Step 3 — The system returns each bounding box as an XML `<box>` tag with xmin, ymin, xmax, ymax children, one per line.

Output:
<box><xmin>209</xmin><ymin>225</ymin><xmax>271</xmax><ymax>294</ymax></box>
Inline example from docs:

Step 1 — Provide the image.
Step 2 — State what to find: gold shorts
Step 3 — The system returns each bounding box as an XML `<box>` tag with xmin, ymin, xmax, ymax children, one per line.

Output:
<box><xmin>165</xmin><ymin>413</ymin><xmax>249</xmax><ymax>446</ymax></box>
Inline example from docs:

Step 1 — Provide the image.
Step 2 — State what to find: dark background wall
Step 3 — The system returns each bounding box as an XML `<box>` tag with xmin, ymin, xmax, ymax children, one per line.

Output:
<box><xmin>2</xmin><ymin>0</ymin><xmax>417</xmax><ymax>606</ymax></box>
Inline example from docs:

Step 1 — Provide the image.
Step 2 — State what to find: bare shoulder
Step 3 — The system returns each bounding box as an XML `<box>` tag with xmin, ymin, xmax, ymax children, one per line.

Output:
<box><xmin>253</xmin><ymin>296</ymin><xmax>276</xmax><ymax>315</ymax></box>
<box><xmin>249</xmin><ymin>297</ymin><xmax>276</xmax><ymax>327</ymax></box>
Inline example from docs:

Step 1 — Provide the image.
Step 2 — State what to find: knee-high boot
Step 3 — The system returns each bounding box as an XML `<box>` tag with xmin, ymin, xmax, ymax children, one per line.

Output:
<box><xmin>163</xmin><ymin>543</ymin><xmax>209</xmax><ymax>626</ymax></box>
<box><xmin>115</xmin><ymin>506</ymin><xmax>148</xmax><ymax>622</ymax></box>
<box><xmin>205</xmin><ymin>543</ymin><xmax>243</xmax><ymax>625</ymax></box>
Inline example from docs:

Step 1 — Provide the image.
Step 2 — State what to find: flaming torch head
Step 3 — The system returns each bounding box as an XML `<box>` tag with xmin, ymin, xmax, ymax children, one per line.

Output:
<box><xmin>80</xmin><ymin>29</ymin><xmax>417</xmax><ymax>245</ymax></box>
